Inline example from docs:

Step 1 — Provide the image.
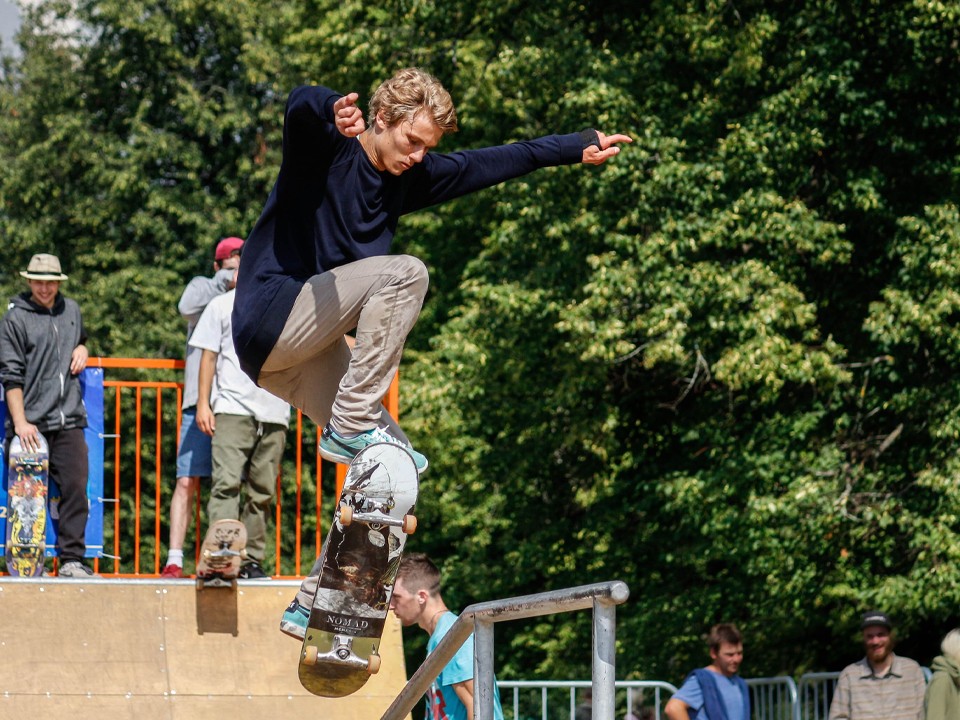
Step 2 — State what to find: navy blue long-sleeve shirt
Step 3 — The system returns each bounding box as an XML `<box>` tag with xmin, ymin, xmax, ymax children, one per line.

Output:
<box><xmin>233</xmin><ymin>84</ymin><xmax>584</xmax><ymax>380</ymax></box>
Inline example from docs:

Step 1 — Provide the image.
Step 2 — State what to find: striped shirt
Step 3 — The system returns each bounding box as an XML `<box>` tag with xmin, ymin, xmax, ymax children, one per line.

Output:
<box><xmin>828</xmin><ymin>654</ymin><xmax>926</xmax><ymax>720</ymax></box>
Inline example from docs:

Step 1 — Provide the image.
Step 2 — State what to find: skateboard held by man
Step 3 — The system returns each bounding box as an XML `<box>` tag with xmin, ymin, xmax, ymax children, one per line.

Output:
<box><xmin>4</xmin><ymin>434</ymin><xmax>49</xmax><ymax>577</ymax></box>
<box><xmin>298</xmin><ymin>442</ymin><xmax>419</xmax><ymax>697</ymax></box>
<box><xmin>195</xmin><ymin>518</ymin><xmax>247</xmax><ymax>588</ymax></box>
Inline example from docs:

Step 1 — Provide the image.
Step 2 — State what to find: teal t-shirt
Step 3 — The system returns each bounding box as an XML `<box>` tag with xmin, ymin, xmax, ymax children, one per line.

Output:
<box><xmin>425</xmin><ymin>611</ymin><xmax>504</xmax><ymax>720</ymax></box>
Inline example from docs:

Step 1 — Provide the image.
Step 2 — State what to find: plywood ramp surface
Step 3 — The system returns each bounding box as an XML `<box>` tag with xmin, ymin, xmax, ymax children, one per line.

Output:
<box><xmin>0</xmin><ymin>579</ymin><xmax>410</xmax><ymax>720</ymax></box>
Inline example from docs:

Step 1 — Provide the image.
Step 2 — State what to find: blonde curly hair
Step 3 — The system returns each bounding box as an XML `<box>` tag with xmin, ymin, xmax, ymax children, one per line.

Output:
<box><xmin>368</xmin><ymin>67</ymin><xmax>458</xmax><ymax>134</ymax></box>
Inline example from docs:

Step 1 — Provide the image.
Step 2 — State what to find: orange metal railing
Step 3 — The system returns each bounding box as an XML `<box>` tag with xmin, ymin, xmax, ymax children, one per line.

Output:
<box><xmin>88</xmin><ymin>357</ymin><xmax>398</xmax><ymax>578</ymax></box>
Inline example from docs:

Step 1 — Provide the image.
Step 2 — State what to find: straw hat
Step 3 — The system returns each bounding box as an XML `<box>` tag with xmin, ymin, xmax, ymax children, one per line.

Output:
<box><xmin>20</xmin><ymin>253</ymin><xmax>68</xmax><ymax>281</ymax></box>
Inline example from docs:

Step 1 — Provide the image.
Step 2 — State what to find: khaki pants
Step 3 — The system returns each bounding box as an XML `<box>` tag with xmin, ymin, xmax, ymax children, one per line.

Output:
<box><xmin>207</xmin><ymin>414</ymin><xmax>287</xmax><ymax>564</ymax></box>
<box><xmin>257</xmin><ymin>254</ymin><xmax>428</xmax><ymax>603</ymax></box>
<box><xmin>259</xmin><ymin>254</ymin><xmax>427</xmax><ymax>435</ymax></box>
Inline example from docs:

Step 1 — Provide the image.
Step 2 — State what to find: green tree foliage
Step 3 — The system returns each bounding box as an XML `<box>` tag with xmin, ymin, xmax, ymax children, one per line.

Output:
<box><xmin>1</xmin><ymin>0</ymin><xmax>958</xmax><ymax>687</ymax></box>
<box><xmin>399</xmin><ymin>0</ymin><xmax>960</xmax><ymax>680</ymax></box>
<box><xmin>0</xmin><ymin>0</ymin><xmax>292</xmax><ymax>355</ymax></box>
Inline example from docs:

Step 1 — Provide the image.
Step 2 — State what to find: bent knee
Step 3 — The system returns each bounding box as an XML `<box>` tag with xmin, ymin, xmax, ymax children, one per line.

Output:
<box><xmin>395</xmin><ymin>254</ymin><xmax>430</xmax><ymax>292</ymax></box>
<box><xmin>176</xmin><ymin>476</ymin><xmax>200</xmax><ymax>491</ymax></box>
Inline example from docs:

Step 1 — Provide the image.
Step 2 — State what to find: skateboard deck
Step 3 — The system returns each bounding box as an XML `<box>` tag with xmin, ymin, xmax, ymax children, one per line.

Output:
<box><xmin>4</xmin><ymin>435</ymin><xmax>49</xmax><ymax>577</ymax></box>
<box><xmin>299</xmin><ymin>442</ymin><xmax>419</xmax><ymax>697</ymax></box>
<box><xmin>195</xmin><ymin>518</ymin><xmax>247</xmax><ymax>588</ymax></box>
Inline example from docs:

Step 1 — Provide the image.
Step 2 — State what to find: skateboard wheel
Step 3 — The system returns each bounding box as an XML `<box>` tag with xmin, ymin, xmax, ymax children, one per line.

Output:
<box><xmin>367</xmin><ymin>653</ymin><xmax>382</xmax><ymax>675</ymax></box>
<box><xmin>339</xmin><ymin>504</ymin><xmax>353</xmax><ymax>526</ymax></box>
<box><xmin>303</xmin><ymin>645</ymin><xmax>319</xmax><ymax>665</ymax></box>
<box><xmin>402</xmin><ymin>514</ymin><xmax>417</xmax><ymax>534</ymax></box>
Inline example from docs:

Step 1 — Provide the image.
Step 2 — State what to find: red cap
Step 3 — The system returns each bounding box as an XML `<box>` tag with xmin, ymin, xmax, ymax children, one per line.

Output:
<box><xmin>215</xmin><ymin>236</ymin><xmax>244</xmax><ymax>260</ymax></box>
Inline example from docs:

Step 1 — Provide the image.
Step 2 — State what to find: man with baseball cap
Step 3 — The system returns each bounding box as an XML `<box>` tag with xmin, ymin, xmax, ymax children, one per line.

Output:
<box><xmin>214</xmin><ymin>236</ymin><xmax>244</xmax><ymax>262</ymax></box>
<box><xmin>0</xmin><ymin>253</ymin><xmax>98</xmax><ymax>577</ymax></box>
<box><xmin>161</xmin><ymin>237</ymin><xmax>244</xmax><ymax>578</ymax></box>
<box><xmin>828</xmin><ymin>610</ymin><xmax>926</xmax><ymax>720</ymax></box>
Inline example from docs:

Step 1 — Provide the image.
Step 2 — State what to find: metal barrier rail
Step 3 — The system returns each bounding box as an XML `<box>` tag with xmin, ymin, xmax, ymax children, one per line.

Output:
<box><xmin>798</xmin><ymin>672</ymin><xmax>838</xmax><ymax>720</ymax></box>
<box><xmin>747</xmin><ymin>675</ymin><xmax>800</xmax><ymax>720</ymax></box>
<box><xmin>496</xmin><ymin>672</ymin><xmax>917</xmax><ymax>720</ymax></box>
<box><xmin>86</xmin><ymin>357</ymin><xmax>398</xmax><ymax>577</ymax></box>
<box><xmin>497</xmin><ymin>679</ymin><xmax>678</xmax><ymax>720</ymax></box>
<box><xmin>382</xmin><ymin>581</ymin><xmax>631</xmax><ymax>720</ymax></box>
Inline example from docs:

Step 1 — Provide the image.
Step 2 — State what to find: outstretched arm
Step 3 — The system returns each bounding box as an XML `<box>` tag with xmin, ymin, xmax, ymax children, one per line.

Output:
<box><xmin>580</xmin><ymin>128</ymin><xmax>632</xmax><ymax>165</ymax></box>
<box><xmin>403</xmin><ymin>128</ymin><xmax>629</xmax><ymax>214</ymax></box>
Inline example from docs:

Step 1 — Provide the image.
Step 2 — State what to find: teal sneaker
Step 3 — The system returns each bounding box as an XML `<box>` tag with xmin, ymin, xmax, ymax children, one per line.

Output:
<box><xmin>319</xmin><ymin>424</ymin><xmax>428</xmax><ymax>474</ymax></box>
<box><xmin>280</xmin><ymin>598</ymin><xmax>309</xmax><ymax>640</ymax></box>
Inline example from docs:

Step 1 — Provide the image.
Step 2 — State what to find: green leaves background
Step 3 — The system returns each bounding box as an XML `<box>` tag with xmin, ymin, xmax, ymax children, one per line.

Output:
<box><xmin>1</xmin><ymin>0</ymin><xmax>958</xmax><ymax>683</ymax></box>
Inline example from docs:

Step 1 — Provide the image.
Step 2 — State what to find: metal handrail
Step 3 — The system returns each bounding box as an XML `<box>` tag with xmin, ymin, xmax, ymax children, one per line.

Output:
<box><xmin>381</xmin><ymin>580</ymin><xmax>630</xmax><ymax>720</ymax></box>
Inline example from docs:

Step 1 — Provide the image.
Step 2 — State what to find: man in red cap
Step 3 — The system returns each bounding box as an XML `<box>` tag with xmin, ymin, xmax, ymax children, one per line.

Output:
<box><xmin>161</xmin><ymin>237</ymin><xmax>243</xmax><ymax>578</ymax></box>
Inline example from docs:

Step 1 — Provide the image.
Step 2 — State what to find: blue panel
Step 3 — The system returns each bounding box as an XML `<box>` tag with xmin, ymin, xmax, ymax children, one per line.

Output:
<box><xmin>81</xmin><ymin>368</ymin><xmax>105</xmax><ymax>558</ymax></box>
<box><xmin>0</xmin><ymin>398</ymin><xmax>5</xmax><ymax>548</ymax></box>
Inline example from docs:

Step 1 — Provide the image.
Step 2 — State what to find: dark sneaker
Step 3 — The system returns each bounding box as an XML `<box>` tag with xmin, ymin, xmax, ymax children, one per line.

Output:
<box><xmin>161</xmin><ymin>564</ymin><xmax>183</xmax><ymax>579</ymax></box>
<box><xmin>239</xmin><ymin>561</ymin><xmax>269</xmax><ymax>580</ymax></box>
<box><xmin>59</xmin><ymin>561</ymin><xmax>101</xmax><ymax>578</ymax></box>
<box><xmin>280</xmin><ymin>599</ymin><xmax>309</xmax><ymax>640</ymax></box>
<box><xmin>319</xmin><ymin>424</ymin><xmax>428</xmax><ymax>474</ymax></box>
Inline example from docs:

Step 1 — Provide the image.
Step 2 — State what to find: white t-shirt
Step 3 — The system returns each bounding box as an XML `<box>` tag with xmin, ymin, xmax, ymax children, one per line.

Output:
<box><xmin>178</xmin><ymin>268</ymin><xmax>234</xmax><ymax>409</ymax></box>
<box><xmin>189</xmin><ymin>290</ymin><xmax>291</xmax><ymax>426</ymax></box>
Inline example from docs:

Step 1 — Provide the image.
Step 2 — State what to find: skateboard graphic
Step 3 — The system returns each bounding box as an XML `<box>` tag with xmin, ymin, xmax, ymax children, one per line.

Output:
<box><xmin>299</xmin><ymin>442</ymin><xmax>419</xmax><ymax>697</ymax></box>
<box><xmin>4</xmin><ymin>435</ymin><xmax>49</xmax><ymax>577</ymax></box>
<box><xmin>195</xmin><ymin>518</ymin><xmax>248</xmax><ymax>588</ymax></box>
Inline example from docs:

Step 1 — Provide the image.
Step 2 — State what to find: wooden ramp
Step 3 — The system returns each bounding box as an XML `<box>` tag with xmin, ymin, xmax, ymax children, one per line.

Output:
<box><xmin>0</xmin><ymin>578</ymin><xmax>410</xmax><ymax>719</ymax></box>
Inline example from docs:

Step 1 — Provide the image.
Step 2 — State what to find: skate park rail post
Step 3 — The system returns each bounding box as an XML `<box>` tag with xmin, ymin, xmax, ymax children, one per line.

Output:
<box><xmin>381</xmin><ymin>580</ymin><xmax>630</xmax><ymax>720</ymax></box>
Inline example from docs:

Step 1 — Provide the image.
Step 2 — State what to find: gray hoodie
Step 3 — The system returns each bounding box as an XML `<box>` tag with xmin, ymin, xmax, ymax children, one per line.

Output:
<box><xmin>0</xmin><ymin>292</ymin><xmax>88</xmax><ymax>434</ymax></box>
<box><xmin>178</xmin><ymin>267</ymin><xmax>234</xmax><ymax>409</ymax></box>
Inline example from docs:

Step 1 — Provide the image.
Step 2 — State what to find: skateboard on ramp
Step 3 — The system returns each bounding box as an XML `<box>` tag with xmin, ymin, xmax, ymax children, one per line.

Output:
<box><xmin>299</xmin><ymin>442</ymin><xmax>419</xmax><ymax>697</ymax></box>
<box><xmin>195</xmin><ymin>518</ymin><xmax>248</xmax><ymax>636</ymax></box>
<box><xmin>195</xmin><ymin>518</ymin><xmax>247</xmax><ymax>588</ymax></box>
<box><xmin>4</xmin><ymin>435</ymin><xmax>49</xmax><ymax>577</ymax></box>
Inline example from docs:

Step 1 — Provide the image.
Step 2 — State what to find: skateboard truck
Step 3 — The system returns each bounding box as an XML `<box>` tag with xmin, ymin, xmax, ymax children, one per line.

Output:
<box><xmin>203</xmin><ymin>546</ymin><xmax>247</xmax><ymax>561</ymax></box>
<box><xmin>302</xmin><ymin>634</ymin><xmax>382</xmax><ymax>675</ymax></box>
<box><xmin>198</xmin><ymin>546</ymin><xmax>248</xmax><ymax>584</ymax></box>
<box><xmin>338</xmin><ymin>504</ymin><xmax>417</xmax><ymax>534</ymax></box>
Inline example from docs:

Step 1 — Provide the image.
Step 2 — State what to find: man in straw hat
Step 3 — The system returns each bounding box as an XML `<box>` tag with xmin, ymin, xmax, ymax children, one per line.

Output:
<box><xmin>0</xmin><ymin>253</ymin><xmax>99</xmax><ymax>578</ymax></box>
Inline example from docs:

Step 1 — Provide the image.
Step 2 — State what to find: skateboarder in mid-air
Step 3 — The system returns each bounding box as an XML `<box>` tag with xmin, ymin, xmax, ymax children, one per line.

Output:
<box><xmin>230</xmin><ymin>67</ymin><xmax>631</xmax><ymax>639</ymax></box>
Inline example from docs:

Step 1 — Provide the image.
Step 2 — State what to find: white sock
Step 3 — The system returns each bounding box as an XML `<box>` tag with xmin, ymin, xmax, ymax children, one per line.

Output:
<box><xmin>166</xmin><ymin>549</ymin><xmax>184</xmax><ymax>567</ymax></box>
